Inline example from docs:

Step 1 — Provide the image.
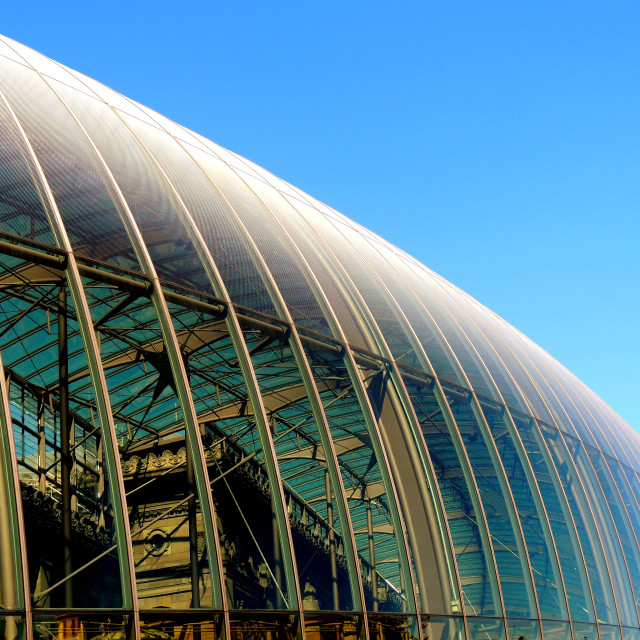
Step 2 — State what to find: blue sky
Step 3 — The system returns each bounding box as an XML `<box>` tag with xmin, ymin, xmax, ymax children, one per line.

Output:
<box><xmin>3</xmin><ymin>2</ymin><xmax>639</xmax><ymax>429</ymax></box>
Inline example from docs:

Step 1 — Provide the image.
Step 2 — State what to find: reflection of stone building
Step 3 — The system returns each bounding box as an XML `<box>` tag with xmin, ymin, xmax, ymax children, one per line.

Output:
<box><xmin>0</xmin><ymin>32</ymin><xmax>638</xmax><ymax>640</ymax></box>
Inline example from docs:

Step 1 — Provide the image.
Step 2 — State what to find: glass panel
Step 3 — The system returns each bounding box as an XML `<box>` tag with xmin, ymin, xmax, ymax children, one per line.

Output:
<box><xmin>0</xmin><ymin>57</ymin><xmax>140</xmax><ymax>272</ymax></box>
<box><xmin>582</xmin><ymin>445</ymin><xmax>640</xmax><ymax>625</ymax></box>
<box><xmin>367</xmin><ymin>614</ymin><xmax>419</xmax><ymax>640</ymax></box>
<box><xmin>79</xmin><ymin>266</ymin><xmax>213</xmax><ymax>608</ymax></box>
<box><xmin>229</xmin><ymin>612</ymin><xmax>300</xmax><ymax>640</ymax></box>
<box><xmin>622</xmin><ymin>628</ymin><xmax>640</xmax><ymax>640</ymax></box>
<box><xmin>0</xmin><ymin>616</ymin><xmax>24</xmax><ymax>640</ymax></box>
<box><xmin>600</xmin><ymin>626</ymin><xmax>623</xmax><ymax>640</ymax></box>
<box><xmin>511</xmin><ymin>412</ymin><xmax>593</xmax><ymax>622</ymax></box>
<box><xmin>571</xmin><ymin>622</ymin><xmax>598</xmax><ymax>640</ymax></box>
<box><xmin>302</xmin><ymin>345</ymin><xmax>411</xmax><ymax>613</ymax></box>
<box><xmin>540</xmin><ymin>423</ymin><xmax>618</xmax><ymax>625</ymax></box>
<box><xmin>400</xmin><ymin>372</ymin><xmax>500</xmax><ymax>617</ymax></box>
<box><xmin>541</xmin><ymin>621</ymin><xmax>572</xmax><ymax>640</ymax></box>
<box><xmin>163</xmin><ymin>293</ymin><xmax>294</xmax><ymax>610</ymax></box>
<box><xmin>505</xmin><ymin>619</ymin><xmax>540</xmax><ymax>640</ymax></box>
<box><xmin>478</xmin><ymin>398</ymin><xmax>566</xmax><ymax>621</ymax></box>
<box><xmin>139</xmin><ymin>612</ymin><xmax>223</xmax><ymax>639</ymax></box>
<box><xmin>364</xmin><ymin>363</ymin><xmax>458</xmax><ymax>617</ymax></box>
<box><xmin>303</xmin><ymin>613</ymin><xmax>364</xmax><ymax>640</ymax></box>
<box><xmin>32</xmin><ymin>613</ymin><xmax>130</xmax><ymax>640</ymax></box>
<box><xmin>232</xmin><ymin>316</ymin><xmax>353</xmax><ymax>610</ymax></box>
<box><xmin>0</xmin><ymin>94</ymin><xmax>55</xmax><ymax>247</ymax></box>
<box><xmin>465</xmin><ymin>617</ymin><xmax>505</xmax><ymax>640</ymax></box>
<box><xmin>441</xmin><ymin>382</ymin><xmax>532</xmax><ymax>618</ymax></box>
<box><xmin>0</xmin><ymin>272</ymin><xmax>124</xmax><ymax>607</ymax></box>
<box><xmin>421</xmin><ymin>616</ymin><xmax>464</xmax><ymax>640</ymax></box>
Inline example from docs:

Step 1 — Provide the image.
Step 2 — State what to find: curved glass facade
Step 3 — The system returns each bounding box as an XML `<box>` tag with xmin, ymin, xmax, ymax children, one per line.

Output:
<box><xmin>0</xmin><ymin>34</ymin><xmax>637</xmax><ymax>640</ymax></box>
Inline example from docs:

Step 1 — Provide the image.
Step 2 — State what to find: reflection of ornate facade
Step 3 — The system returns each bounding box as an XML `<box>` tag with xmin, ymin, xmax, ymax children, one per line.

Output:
<box><xmin>0</xmin><ymin>32</ymin><xmax>638</xmax><ymax>640</ymax></box>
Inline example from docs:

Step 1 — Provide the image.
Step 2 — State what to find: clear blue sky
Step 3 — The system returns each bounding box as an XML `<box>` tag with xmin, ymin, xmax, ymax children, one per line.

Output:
<box><xmin>3</xmin><ymin>2</ymin><xmax>639</xmax><ymax>429</ymax></box>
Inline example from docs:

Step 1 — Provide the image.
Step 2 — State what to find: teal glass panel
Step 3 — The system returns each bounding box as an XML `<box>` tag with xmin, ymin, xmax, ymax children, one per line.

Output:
<box><xmin>236</xmin><ymin>324</ymin><xmax>353</xmax><ymax>611</ymax></box>
<box><xmin>79</xmin><ymin>266</ymin><xmax>213</xmax><ymax>608</ymax></box>
<box><xmin>582</xmin><ymin>445</ymin><xmax>640</xmax><ymax>625</ymax></box>
<box><xmin>571</xmin><ymin>623</ymin><xmax>598</xmax><ymax>640</ymax></box>
<box><xmin>541</xmin><ymin>621</ymin><xmax>572</xmax><ymax>640</ymax></box>
<box><xmin>479</xmin><ymin>398</ymin><xmax>565</xmax><ymax>620</ymax></box>
<box><xmin>441</xmin><ymin>382</ymin><xmax>532</xmax><ymax>617</ymax></box>
<box><xmin>540</xmin><ymin>423</ymin><xmax>618</xmax><ymax>625</ymax></box>
<box><xmin>302</xmin><ymin>345</ymin><xmax>410</xmax><ymax>613</ymax></box>
<box><xmin>0</xmin><ymin>274</ymin><xmax>124</xmax><ymax>607</ymax></box>
<box><xmin>511</xmin><ymin>412</ymin><xmax>592</xmax><ymax>622</ymax></box>
<box><xmin>622</xmin><ymin>628</ymin><xmax>640</xmax><ymax>640</ymax></box>
<box><xmin>506</xmin><ymin>618</ymin><xmax>541</xmax><ymax>640</ymax></box>
<box><xmin>600</xmin><ymin>626</ymin><xmax>623</xmax><ymax>640</ymax></box>
<box><xmin>401</xmin><ymin>373</ymin><xmax>499</xmax><ymax>617</ymax></box>
<box><xmin>465</xmin><ymin>617</ymin><xmax>505</xmax><ymax>640</ymax></box>
<box><xmin>421</xmin><ymin>616</ymin><xmax>464</xmax><ymax>640</ymax></box>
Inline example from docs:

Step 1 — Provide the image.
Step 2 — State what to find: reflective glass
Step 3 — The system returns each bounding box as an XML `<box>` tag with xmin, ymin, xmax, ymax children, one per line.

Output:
<box><xmin>539</xmin><ymin>423</ymin><xmax>618</xmax><ymax>625</ymax></box>
<box><xmin>302</xmin><ymin>345</ymin><xmax>410</xmax><ymax>613</ymax></box>
<box><xmin>367</xmin><ymin>613</ymin><xmax>419</xmax><ymax>640</ymax></box>
<box><xmin>401</xmin><ymin>372</ymin><xmax>500</xmax><ymax>617</ymax></box>
<box><xmin>479</xmin><ymin>398</ymin><xmax>566</xmax><ymax>620</ymax></box>
<box><xmin>0</xmin><ymin>271</ymin><xmax>125</xmax><ymax>607</ymax></box>
<box><xmin>600</xmin><ymin>626</ymin><xmax>623</xmax><ymax>640</ymax></box>
<box><xmin>441</xmin><ymin>383</ymin><xmax>533</xmax><ymax>618</ymax></box>
<box><xmin>229</xmin><ymin>612</ymin><xmax>300</xmax><ymax>640</ymax></box>
<box><xmin>421</xmin><ymin>616</ymin><xmax>464</xmax><ymax>640</ymax></box>
<box><xmin>541</xmin><ymin>620</ymin><xmax>572</xmax><ymax>640</ymax></box>
<box><xmin>571</xmin><ymin>622</ymin><xmax>598</xmax><ymax>640</ymax></box>
<box><xmin>506</xmin><ymin>618</ymin><xmax>541</xmax><ymax>640</ymax></box>
<box><xmin>511</xmin><ymin>412</ymin><xmax>593</xmax><ymax>622</ymax></box>
<box><xmin>32</xmin><ymin>613</ymin><xmax>130</xmax><ymax>640</ymax></box>
<box><xmin>80</xmin><ymin>266</ymin><xmax>213</xmax><ymax>608</ymax></box>
<box><xmin>139</xmin><ymin>611</ymin><xmax>223</xmax><ymax>639</ymax></box>
<box><xmin>465</xmin><ymin>617</ymin><xmax>505</xmax><ymax>640</ymax></box>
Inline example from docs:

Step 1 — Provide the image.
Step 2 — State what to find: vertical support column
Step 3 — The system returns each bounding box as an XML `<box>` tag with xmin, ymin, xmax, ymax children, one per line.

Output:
<box><xmin>58</xmin><ymin>285</ymin><xmax>73</xmax><ymax>608</ymax></box>
<box><xmin>325</xmin><ymin>469</ymin><xmax>339</xmax><ymax>610</ymax></box>
<box><xmin>38</xmin><ymin>396</ymin><xmax>46</xmax><ymax>494</ymax></box>
<box><xmin>365</xmin><ymin>500</ymin><xmax>378</xmax><ymax>613</ymax></box>
<box><xmin>186</xmin><ymin>444</ymin><xmax>200</xmax><ymax>609</ymax></box>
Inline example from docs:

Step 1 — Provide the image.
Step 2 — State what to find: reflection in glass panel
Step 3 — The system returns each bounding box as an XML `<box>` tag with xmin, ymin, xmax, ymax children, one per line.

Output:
<box><xmin>465</xmin><ymin>617</ymin><xmax>505</xmax><ymax>640</ymax></box>
<box><xmin>401</xmin><ymin>372</ymin><xmax>499</xmax><ymax>617</ymax></box>
<box><xmin>421</xmin><ymin>616</ymin><xmax>464</xmax><ymax>640</ymax></box>
<box><xmin>541</xmin><ymin>620</ymin><xmax>572</xmax><ymax>640</ymax></box>
<box><xmin>506</xmin><ymin>618</ymin><xmax>541</xmax><ymax>640</ymax></box>
<box><xmin>368</xmin><ymin>614</ymin><xmax>419</xmax><ymax>640</ymax></box>
<box><xmin>572</xmin><ymin>622</ymin><xmax>598</xmax><ymax>640</ymax></box>
<box><xmin>302</xmin><ymin>345</ymin><xmax>410</xmax><ymax>613</ymax></box>
<box><xmin>599</xmin><ymin>625</ymin><xmax>623</xmax><ymax>640</ymax></box>
<box><xmin>139</xmin><ymin>612</ymin><xmax>223</xmax><ymax>639</ymax></box>
<box><xmin>303</xmin><ymin>613</ymin><xmax>364</xmax><ymax>640</ymax></box>
<box><xmin>479</xmin><ymin>398</ymin><xmax>566</xmax><ymax>621</ymax></box>
<box><xmin>622</xmin><ymin>627</ymin><xmax>640</xmax><ymax>640</ymax></box>
<box><xmin>236</xmin><ymin>321</ymin><xmax>353</xmax><ymax>611</ymax></box>
<box><xmin>581</xmin><ymin>444</ymin><xmax>640</xmax><ymax>626</ymax></box>
<box><xmin>0</xmin><ymin>617</ymin><xmax>24</xmax><ymax>640</ymax></box>
<box><xmin>441</xmin><ymin>382</ymin><xmax>532</xmax><ymax>618</ymax></box>
<box><xmin>163</xmin><ymin>295</ymin><xmax>293</xmax><ymax>610</ymax></box>
<box><xmin>80</xmin><ymin>267</ymin><xmax>212</xmax><ymax>608</ymax></box>
<box><xmin>0</xmin><ymin>267</ymin><xmax>124</xmax><ymax>607</ymax></box>
<box><xmin>229</xmin><ymin>612</ymin><xmax>300</xmax><ymax>640</ymax></box>
<box><xmin>511</xmin><ymin>412</ymin><xmax>593</xmax><ymax>622</ymax></box>
<box><xmin>33</xmin><ymin>613</ymin><xmax>130</xmax><ymax>640</ymax></box>
<box><xmin>540</xmin><ymin>423</ymin><xmax>618</xmax><ymax>625</ymax></box>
